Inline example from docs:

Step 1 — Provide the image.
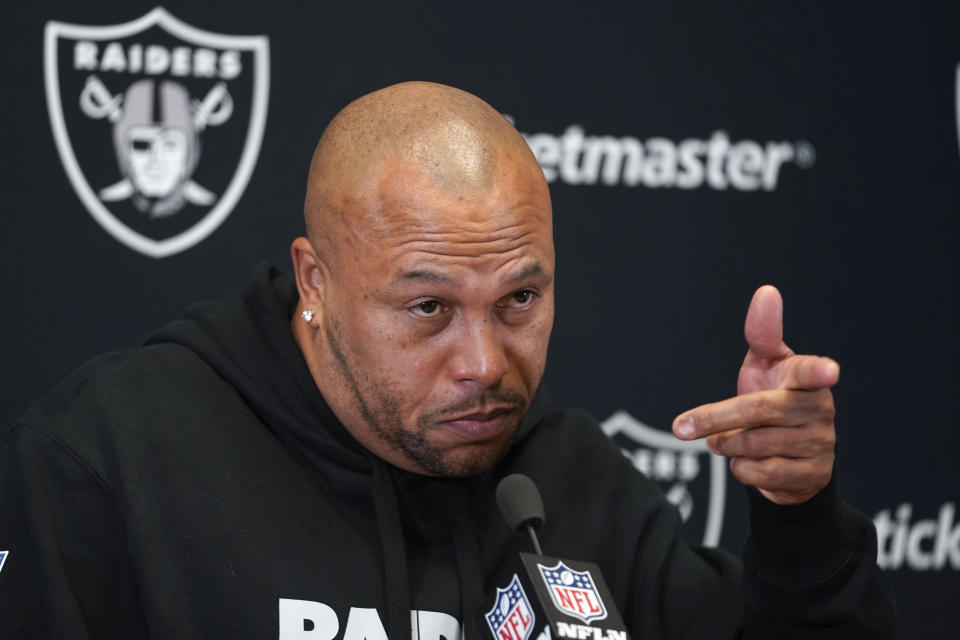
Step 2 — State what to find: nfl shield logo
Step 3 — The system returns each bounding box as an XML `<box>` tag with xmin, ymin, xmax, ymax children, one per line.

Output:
<box><xmin>601</xmin><ymin>410</ymin><xmax>726</xmax><ymax>547</ymax></box>
<box><xmin>44</xmin><ymin>7</ymin><xmax>270</xmax><ymax>257</ymax></box>
<box><xmin>537</xmin><ymin>561</ymin><xmax>607</xmax><ymax>624</ymax></box>
<box><xmin>485</xmin><ymin>574</ymin><xmax>536</xmax><ymax>640</ymax></box>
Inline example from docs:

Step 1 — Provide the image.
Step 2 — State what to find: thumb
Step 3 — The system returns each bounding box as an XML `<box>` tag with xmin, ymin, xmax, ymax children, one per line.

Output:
<box><xmin>744</xmin><ymin>285</ymin><xmax>791</xmax><ymax>360</ymax></box>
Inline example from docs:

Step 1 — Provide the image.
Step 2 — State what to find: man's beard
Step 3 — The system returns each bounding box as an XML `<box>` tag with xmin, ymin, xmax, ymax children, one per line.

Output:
<box><xmin>325</xmin><ymin>320</ymin><xmax>529</xmax><ymax>477</ymax></box>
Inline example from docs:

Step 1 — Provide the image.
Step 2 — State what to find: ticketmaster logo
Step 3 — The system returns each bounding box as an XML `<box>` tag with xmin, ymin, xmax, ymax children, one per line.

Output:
<box><xmin>875</xmin><ymin>502</ymin><xmax>960</xmax><ymax>571</ymax></box>
<box><xmin>512</xmin><ymin>120</ymin><xmax>815</xmax><ymax>191</ymax></box>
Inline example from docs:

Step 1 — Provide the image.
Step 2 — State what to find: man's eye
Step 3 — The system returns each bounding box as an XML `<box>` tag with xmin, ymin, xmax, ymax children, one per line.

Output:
<box><xmin>410</xmin><ymin>300</ymin><xmax>444</xmax><ymax>318</ymax></box>
<box><xmin>499</xmin><ymin>289</ymin><xmax>537</xmax><ymax>309</ymax></box>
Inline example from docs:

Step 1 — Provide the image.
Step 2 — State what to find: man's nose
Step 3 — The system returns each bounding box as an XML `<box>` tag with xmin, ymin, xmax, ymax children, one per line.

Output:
<box><xmin>449</xmin><ymin>316</ymin><xmax>508</xmax><ymax>389</ymax></box>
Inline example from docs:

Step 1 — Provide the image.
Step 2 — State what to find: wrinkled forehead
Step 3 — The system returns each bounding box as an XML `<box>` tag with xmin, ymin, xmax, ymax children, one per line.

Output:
<box><xmin>373</xmin><ymin>154</ymin><xmax>551</xmax><ymax>238</ymax></box>
<box><xmin>323</xmin><ymin>154</ymin><xmax>554</xmax><ymax>280</ymax></box>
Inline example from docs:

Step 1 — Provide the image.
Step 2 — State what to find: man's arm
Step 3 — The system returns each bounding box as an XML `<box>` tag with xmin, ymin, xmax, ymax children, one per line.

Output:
<box><xmin>670</xmin><ymin>286</ymin><xmax>896</xmax><ymax>637</ymax></box>
<box><xmin>0</xmin><ymin>423</ymin><xmax>149</xmax><ymax>638</ymax></box>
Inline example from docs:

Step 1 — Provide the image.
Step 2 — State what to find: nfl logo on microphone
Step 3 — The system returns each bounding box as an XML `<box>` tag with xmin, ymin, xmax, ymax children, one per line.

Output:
<box><xmin>481</xmin><ymin>554</ymin><xmax>629</xmax><ymax>640</ymax></box>
<box><xmin>486</xmin><ymin>574</ymin><xmax>536</xmax><ymax>640</ymax></box>
<box><xmin>539</xmin><ymin>561</ymin><xmax>607</xmax><ymax>624</ymax></box>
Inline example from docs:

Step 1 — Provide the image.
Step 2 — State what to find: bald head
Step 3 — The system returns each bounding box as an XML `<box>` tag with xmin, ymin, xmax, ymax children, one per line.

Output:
<box><xmin>303</xmin><ymin>82</ymin><xmax>545</xmax><ymax>255</ymax></box>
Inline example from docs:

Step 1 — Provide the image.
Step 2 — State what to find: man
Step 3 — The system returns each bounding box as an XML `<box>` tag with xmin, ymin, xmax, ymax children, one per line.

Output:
<box><xmin>1</xmin><ymin>82</ymin><xmax>893</xmax><ymax>638</ymax></box>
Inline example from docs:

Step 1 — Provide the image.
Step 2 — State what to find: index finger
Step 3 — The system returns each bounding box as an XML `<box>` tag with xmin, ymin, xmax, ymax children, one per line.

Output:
<box><xmin>673</xmin><ymin>388</ymin><xmax>826</xmax><ymax>440</ymax></box>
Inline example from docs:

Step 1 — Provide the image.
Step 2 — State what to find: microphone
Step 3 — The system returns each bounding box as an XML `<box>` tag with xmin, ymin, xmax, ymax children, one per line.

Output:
<box><xmin>496</xmin><ymin>474</ymin><xmax>545</xmax><ymax>556</ymax></box>
<box><xmin>481</xmin><ymin>474</ymin><xmax>630</xmax><ymax>640</ymax></box>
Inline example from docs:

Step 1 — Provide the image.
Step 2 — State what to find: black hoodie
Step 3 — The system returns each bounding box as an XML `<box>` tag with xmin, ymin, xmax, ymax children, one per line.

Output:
<box><xmin>0</xmin><ymin>264</ymin><xmax>895</xmax><ymax>639</ymax></box>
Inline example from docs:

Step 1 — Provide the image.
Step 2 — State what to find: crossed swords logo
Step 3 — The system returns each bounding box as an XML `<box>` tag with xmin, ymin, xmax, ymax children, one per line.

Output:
<box><xmin>79</xmin><ymin>74</ymin><xmax>233</xmax><ymax>217</ymax></box>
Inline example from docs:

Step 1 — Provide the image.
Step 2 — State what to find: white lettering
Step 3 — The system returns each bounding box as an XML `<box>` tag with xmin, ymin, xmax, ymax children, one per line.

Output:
<box><xmin>705</xmin><ymin>131</ymin><xmax>729</xmax><ymax>190</ymax></box>
<box><xmin>219</xmin><ymin>50</ymin><xmax>242</xmax><ymax>80</ymax></box>
<box><xmin>875</xmin><ymin>508</ymin><xmax>897</xmax><ymax>569</ymax></box>
<box><xmin>875</xmin><ymin>502</ymin><xmax>960</xmax><ymax>571</ymax></box>
<box><xmin>893</xmin><ymin>503</ymin><xmax>911</xmax><ymax>569</ymax></box>
<box><xmin>194</xmin><ymin>48</ymin><xmax>218</xmax><ymax>77</ymax></box>
<box><xmin>594</xmin><ymin>137</ymin><xmax>642</xmax><ymax>186</ymax></box>
<box><xmin>676</xmin><ymin>139</ymin><xmax>706</xmax><ymax>189</ymax></box>
<box><xmin>642</xmin><ymin>138</ymin><xmax>677</xmax><ymax>187</ymax></box>
<box><xmin>762</xmin><ymin>142</ymin><xmax>793</xmax><ymax>190</ymax></box>
<box><xmin>906</xmin><ymin>518</ymin><xmax>937</xmax><ymax>570</ymax></box>
<box><xmin>620</xmin><ymin>138</ymin><xmax>644</xmax><ymax>186</ymax></box>
<box><xmin>128</xmin><ymin>43</ymin><xmax>143</xmax><ymax>74</ymax></box>
<box><xmin>526</xmin><ymin>133</ymin><xmax>561</xmax><ymax>183</ymax></box>
<box><xmin>343</xmin><ymin>607</ymin><xmax>388</xmax><ymax>640</ymax></box>
<box><xmin>578</xmin><ymin>135</ymin><xmax>606</xmax><ymax>186</ymax></box>
<box><xmin>99</xmin><ymin>42</ymin><xmax>127</xmax><ymax>73</ymax></box>
<box><xmin>554</xmin><ymin>622</ymin><xmax>621</xmax><ymax>640</ymax></box>
<box><xmin>934</xmin><ymin>503</ymin><xmax>960</xmax><ymax>568</ymax></box>
<box><xmin>144</xmin><ymin>45</ymin><xmax>170</xmax><ymax>74</ymax></box>
<box><xmin>677</xmin><ymin>452</ymin><xmax>699</xmax><ymax>481</ymax></box>
<box><xmin>68</xmin><ymin>41</ymin><xmax>241</xmax><ymax>79</ymax></box>
<box><xmin>279</xmin><ymin>598</ymin><xmax>339</xmax><ymax>640</ymax></box>
<box><xmin>727</xmin><ymin>141</ymin><xmax>764</xmax><ymax>191</ymax></box>
<box><xmin>518</xmin><ymin>123</ymin><xmax>807</xmax><ymax>191</ymax></box>
<box><xmin>559</xmin><ymin>125</ymin><xmax>586</xmax><ymax>184</ymax></box>
<box><xmin>170</xmin><ymin>46</ymin><xmax>191</xmax><ymax>76</ymax></box>
<box><xmin>279</xmin><ymin>601</ymin><xmax>468</xmax><ymax>640</ymax></box>
<box><xmin>74</xmin><ymin>41</ymin><xmax>98</xmax><ymax>70</ymax></box>
<box><xmin>620</xmin><ymin>447</ymin><xmax>699</xmax><ymax>484</ymax></box>
<box><xmin>653</xmin><ymin>450</ymin><xmax>676</xmax><ymax>480</ymax></box>
<box><xmin>413</xmin><ymin>610</ymin><xmax>460</xmax><ymax>640</ymax></box>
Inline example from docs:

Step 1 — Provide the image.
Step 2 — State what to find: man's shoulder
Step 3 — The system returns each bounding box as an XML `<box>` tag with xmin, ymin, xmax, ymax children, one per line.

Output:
<box><xmin>529</xmin><ymin>407</ymin><xmax>610</xmax><ymax>443</ymax></box>
<box><xmin>514</xmin><ymin>406</ymin><xmax>634</xmax><ymax>474</ymax></box>
<box><xmin>11</xmin><ymin>343</ymin><xmax>233</xmax><ymax>446</ymax></box>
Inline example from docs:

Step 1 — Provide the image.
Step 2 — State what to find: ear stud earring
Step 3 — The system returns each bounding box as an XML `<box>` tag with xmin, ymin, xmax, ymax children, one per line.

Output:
<box><xmin>301</xmin><ymin>309</ymin><xmax>315</xmax><ymax>323</ymax></box>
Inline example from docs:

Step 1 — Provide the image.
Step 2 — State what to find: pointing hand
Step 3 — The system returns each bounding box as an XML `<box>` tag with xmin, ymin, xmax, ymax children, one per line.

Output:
<box><xmin>672</xmin><ymin>286</ymin><xmax>838</xmax><ymax>506</ymax></box>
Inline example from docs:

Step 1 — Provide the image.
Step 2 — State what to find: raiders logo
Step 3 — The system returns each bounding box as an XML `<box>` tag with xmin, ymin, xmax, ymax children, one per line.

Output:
<box><xmin>600</xmin><ymin>410</ymin><xmax>726</xmax><ymax>546</ymax></box>
<box><xmin>44</xmin><ymin>8</ymin><xmax>269</xmax><ymax>258</ymax></box>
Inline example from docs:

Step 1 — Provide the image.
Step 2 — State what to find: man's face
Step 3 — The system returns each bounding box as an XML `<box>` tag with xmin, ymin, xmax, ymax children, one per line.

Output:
<box><xmin>125</xmin><ymin>125</ymin><xmax>190</xmax><ymax>197</ymax></box>
<box><xmin>317</xmin><ymin>157</ymin><xmax>555</xmax><ymax>477</ymax></box>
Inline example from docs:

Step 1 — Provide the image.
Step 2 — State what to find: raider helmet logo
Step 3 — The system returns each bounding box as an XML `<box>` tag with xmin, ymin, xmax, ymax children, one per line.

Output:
<box><xmin>601</xmin><ymin>410</ymin><xmax>726</xmax><ymax>546</ymax></box>
<box><xmin>44</xmin><ymin>8</ymin><xmax>269</xmax><ymax>257</ymax></box>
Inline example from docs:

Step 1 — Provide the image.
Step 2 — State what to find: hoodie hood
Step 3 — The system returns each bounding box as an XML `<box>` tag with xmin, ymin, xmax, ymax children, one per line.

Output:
<box><xmin>145</xmin><ymin>262</ymin><xmax>370</xmax><ymax>477</ymax></box>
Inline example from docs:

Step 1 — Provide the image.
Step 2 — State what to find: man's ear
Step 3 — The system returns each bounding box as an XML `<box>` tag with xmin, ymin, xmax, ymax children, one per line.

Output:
<box><xmin>290</xmin><ymin>236</ymin><xmax>328</xmax><ymax>307</ymax></box>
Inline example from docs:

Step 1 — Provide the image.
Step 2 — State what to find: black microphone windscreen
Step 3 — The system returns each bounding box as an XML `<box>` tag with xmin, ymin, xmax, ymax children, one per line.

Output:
<box><xmin>496</xmin><ymin>474</ymin><xmax>545</xmax><ymax>532</ymax></box>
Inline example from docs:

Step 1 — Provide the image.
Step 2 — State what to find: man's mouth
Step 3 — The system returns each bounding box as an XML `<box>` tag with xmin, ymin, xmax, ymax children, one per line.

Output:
<box><xmin>438</xmin><ymin>406</ymin><xmax>515</xmax><ymax>441</ymax></box>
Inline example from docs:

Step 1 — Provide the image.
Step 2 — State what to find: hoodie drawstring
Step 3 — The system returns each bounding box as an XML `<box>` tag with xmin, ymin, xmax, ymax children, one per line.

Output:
<box><xmin>372</xmin><ymin>458</ymin><xmax>412</xmax><ymax>640</ymax></box>
<box><xmin>371</xmin><ymin>458</ymin><xmax>485</xmax><ymax>640</ymax></box>
<box><xmin>446</xmin><ymin>484</ymin><xmax>484</xmax><ymax>640</ymax></box>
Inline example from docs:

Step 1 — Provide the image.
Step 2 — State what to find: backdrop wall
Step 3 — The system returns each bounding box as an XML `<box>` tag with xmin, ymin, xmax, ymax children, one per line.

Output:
<box><xmin>3</xmin><ymin>2</ymin><xmax>958</xmax><ymax>635</ymax></box>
